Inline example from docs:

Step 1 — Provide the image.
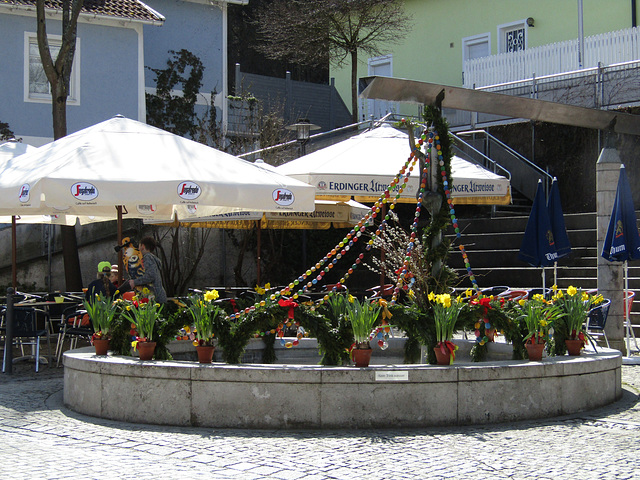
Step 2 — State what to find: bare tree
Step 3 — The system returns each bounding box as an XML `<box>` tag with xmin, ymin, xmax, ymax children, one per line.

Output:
<box><xmin>254</xmin><ymin>0</ymin><xmax>411</xmax><ymax>123</ymax></box>
<box><xmin>36</xmin><ymin>0</ymin><xmax>84</xmax><ymax>291</ymax></box>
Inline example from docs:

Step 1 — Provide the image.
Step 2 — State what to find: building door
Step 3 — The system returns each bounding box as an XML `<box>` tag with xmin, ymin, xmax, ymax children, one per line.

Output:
<box><xmin>366</xmin><ymin>55</ymin><xmax>396</xmax><ymax>120</ymax></box>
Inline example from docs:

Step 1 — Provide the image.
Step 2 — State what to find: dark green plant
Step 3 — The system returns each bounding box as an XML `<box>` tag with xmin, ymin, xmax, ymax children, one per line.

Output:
<box><xmin>261</xmin><ymin>333</ymin><xmax>277</xmax><ymax>363</ymax></box>
<box><xmin>310</xmin><ymin>293</ymin><xmax>356</xmax><ymax>365</ymax></box>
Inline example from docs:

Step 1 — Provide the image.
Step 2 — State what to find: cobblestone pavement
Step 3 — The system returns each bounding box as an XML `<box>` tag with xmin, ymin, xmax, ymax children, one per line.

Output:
<box><xmin>1</xmin><ymin>364</ymin><xmax>639</xmax><ymax>480</ymax></box>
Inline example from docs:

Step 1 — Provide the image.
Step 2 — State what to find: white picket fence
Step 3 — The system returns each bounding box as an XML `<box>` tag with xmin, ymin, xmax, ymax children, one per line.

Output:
<box><xmin>464</xmin><ymin>26</ymin><xmax>640</xmax><ymax>88</ymax></box>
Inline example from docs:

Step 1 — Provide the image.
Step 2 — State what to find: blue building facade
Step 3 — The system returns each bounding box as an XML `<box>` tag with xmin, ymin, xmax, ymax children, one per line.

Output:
<box><xmin>0</xmin><ymin>0</ymin><xmax>164</xmax><ymax>146</ymax></box>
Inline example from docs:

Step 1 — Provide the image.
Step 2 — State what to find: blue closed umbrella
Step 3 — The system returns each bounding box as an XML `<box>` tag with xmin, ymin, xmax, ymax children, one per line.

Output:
<box><xmin>547</xmin><ymin>177</ymin><xmax>572</xmax><ymax>284</ymax></box>
<box><xmin>519</xmin><ymin>180</ymin><xmax>558</xmax><ymax>288</ymax></box>
<box><xmin>601</xmin><ymin>165</ymin><xmax>640</xmax><ymax>354</ymax></box>
<box><xmin>602</xmin><ymin>165</ymin><xmax>640</xmax><ymax>262</ymax></box>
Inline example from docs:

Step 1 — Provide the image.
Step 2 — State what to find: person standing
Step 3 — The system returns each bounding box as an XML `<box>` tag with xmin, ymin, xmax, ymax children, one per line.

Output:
<box><xmin>128</xmin><ymin>236</ymin><xmax>167</xmax><ymax>303</ymax></box>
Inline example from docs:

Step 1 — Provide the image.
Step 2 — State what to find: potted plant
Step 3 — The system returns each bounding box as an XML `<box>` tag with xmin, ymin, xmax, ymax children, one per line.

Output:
<box><xmin>516</xmin><ymin>294</ymin><xmax>564</xmax><ymax>361</ymax></box>
<box><xmin>186</xmin><ymin>289</ymin><xmax>222</xmax><ymax>363</ymax></box>
<box><xmin>122</xmin><ymin>293</ymin><xmax>164</xmax><ymax>360</ymax></box>
<box><xmin>83</xmin><ymin>293</ymin><xmax>119</xmax><ymax>355</ymax></box>
<box><xmin>431</xmin><ymin>292</ymin><xmax>465</xmax><ymax>365</ymax></box>
<box><xmin>552</xmin><ymin>285</ymin><xmax>603</xmax><ymax>355</ymax></box>
<box><xmin>344</xmin><ymin>295</ymin><xmax>382</xmax><ymax>367</ymax></box>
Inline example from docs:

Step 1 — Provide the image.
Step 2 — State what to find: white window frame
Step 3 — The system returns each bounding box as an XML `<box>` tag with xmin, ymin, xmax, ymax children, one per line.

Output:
<box><xmin>24</xmin><ymin>32</ymin><xmax>80</xmax><ymax>105</ymax></box>
<box><xmin>497</xmin><ymin>20</ymin><xmax>528</xmax><ymax>54</ymax></box>
<box><xmin>462</xmin><ymin>32</ymin><xmax>491</xmax><ymax>65</ymax></box>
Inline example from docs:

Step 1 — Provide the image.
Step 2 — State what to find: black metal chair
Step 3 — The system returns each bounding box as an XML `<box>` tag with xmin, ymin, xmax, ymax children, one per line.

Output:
<box><xmin>1</xmin><ymin>306</ymin><xmax>51</xmax><ymax>373</ymax></box>
<box><xmin>55</xmin><ymin>305</ymin><xmax>91</xmax><ymax>366</ymax></box>
<box><xmin>586</xmin><ymin>298</ymin><xmax>611</xmax><ymax>349</ymax></box>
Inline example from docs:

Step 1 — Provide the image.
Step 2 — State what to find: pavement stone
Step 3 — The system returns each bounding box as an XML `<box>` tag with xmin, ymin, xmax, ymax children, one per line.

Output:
<box><xmin>0</xmin><ymin>364</ymin><xmax>639</xmax><ymax>479</ymax></box>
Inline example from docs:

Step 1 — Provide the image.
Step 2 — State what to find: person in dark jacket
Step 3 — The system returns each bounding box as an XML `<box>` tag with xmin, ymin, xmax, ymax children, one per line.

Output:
<box><xmin>128</xmin><ymin>237</ymin><xmax>167</xmax><ymax>303</ymax></box>
<box><xmin>85</xmin><ymin>261</ymin><xmax>119</xmax><ymax>301</ymax></box>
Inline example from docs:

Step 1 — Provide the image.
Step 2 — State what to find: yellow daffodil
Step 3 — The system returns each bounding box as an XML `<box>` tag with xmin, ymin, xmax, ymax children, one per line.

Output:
<box><xmin>465</xmin><ymin>288</ymin><xmax>473</xmax><ymax>297</ymax></box>
<box><xmin>428</xmin><ymin>291</ymin><xmax>436</xmax><ymax>302</ymax></box>
<box><xmin>348</xmin><ymin>294</ymin><xmax>355</xmax><ymax>303</ymax></box>
<box><xmin>533</xmin><ymin>294</ymin><xmax>544</xmax><ymax>302</ymax></box>
<box><xmin>518</xmin><ymin>299</ymin><xmax>526</xmax><ymax>306</ymax></box>
<box><xmin>204</xmin><ymin>289</ymin><xmax>219</xmax><ymax>302</ymax></box>
<box><xmin>567</xmin><ymin>285</ymin><xmax>577</xmax><ymax>296</ymax></box>
<box><xmin>581</xmin><ymin>292</ymin><xmax>589</xmax><ymax>302</ymax></box>
<box><xmin>142</xmin><ymin>287</ymin><xmax>150</xmax><ymax>295</ymax></box>
<box><xmin>408</xmin><ymin>289</ymin><xmax>415</xmax><ymax>299</ymax></box>
<box><xmin>265</xmin><ymin>282</ymin><xmax>271</xmax><ymax>290</ymax></box>
<box><xmin>552</xmin><ymin>284</ymin><xmax>558</xmax><ymax>292</ymax></box>
<box><xmin>131</xmin><ymin>340</ymin><xmax>138</xmax><ymax>351</ymax></box>
<box><xmin>184</xmin><ymin>326</ymin><xmax>191</xmax><ymax>333</ymax></box>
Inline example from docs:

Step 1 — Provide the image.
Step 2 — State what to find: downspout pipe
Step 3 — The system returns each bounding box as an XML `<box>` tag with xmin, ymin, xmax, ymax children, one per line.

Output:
<box><xmin>633</xmin><ymin>0</ymin><xmax>637</xmax><ymax>27</ymax></box>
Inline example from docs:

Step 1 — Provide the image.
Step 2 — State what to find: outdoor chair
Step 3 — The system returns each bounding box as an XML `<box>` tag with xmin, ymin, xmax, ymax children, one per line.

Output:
<box><xmin>527</xmin><ymin>288</ymin><xmax>552</xmax><ymax>300</ymax></box>
<box><xmin>56</xmin><ymin>306</ymin><xmax>91</xmax><ymax>366</ymax></box>
<box><xmin>481</xmin><ymin>286</ymin><xmax>510</xmax><ymax>296</ymax></box>
<box><xmin>1</xmin><ymin>306</ymin><xmax>52</xmax><ymax>373</ymax></box>
<box><xmin>624</xmin><ymin>291</ymin><xmax>638</xmax><ymax>352</ymax></box>
<box><xmin>498</xmin><ymin>289</ymin><xmax>528</xmax><ymax>301</ymax></box>
<box><xmin>585</xmin><ymin>298</ymin><xmax>611</xmax><ymax>349</ymax></box>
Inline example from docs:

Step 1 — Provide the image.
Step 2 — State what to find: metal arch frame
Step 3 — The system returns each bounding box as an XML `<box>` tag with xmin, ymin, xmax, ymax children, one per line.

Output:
<box><xmin>358</xmin><ymin>76</ymin><xmax>640</xmax><ymax>136</ymax></box>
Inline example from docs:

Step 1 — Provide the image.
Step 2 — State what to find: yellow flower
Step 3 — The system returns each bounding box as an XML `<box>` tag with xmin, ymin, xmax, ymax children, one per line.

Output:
<box><xmin>192</xmin><ymin>340</ymin><xmax>199</xmax><ymax>346</ymax></box>
<box><xmin>131</xmin><ymin>340</ymin><xmax>138</xmax><ymax>351</ymax></box>
<box><xmin>465</xmin><ymin>288</ymin><xmax>473</xmax><ymax>297</ymax></box>
<box><xmin>552</xmin><ymin>284</ymin><xmax>558</xmax><ymax>292</ymax></box>
<box><xmin>408</xmin><ymin>289</ymin><xmax>415</xmax><ymax>299</ymax></box>
<box><xmin>428</xmin><ymin>292</ymin><xmax>436</xmax><ymax>302</ymax></box>
<box><xmin>518</xmin><ymin>299</ymin><xmax>526</xmax><ymax>306</ymax></box>
<box><xmin>348</xmin><ymin>294</ymin><xmax>355</xmax><ymax>303</ymax></box>
<box><xmin>184</xmin><ymin>326</ymin><xmax>191</xmax><ymax>333</ymax></box>
<box><xmin>142</xmin><ymin>287</ymin><xmax>150</xmax><ymax>295</ymax></box>
<box><xmin>255</xmin><ymin>285</ymin><xmax>265</xmax><ymax>295</ymax></box>
<box><xmin>265</xmin><ymin>282</ymin><xmax>271</xmax><ymax>290</ymax></box>
<box><xmin>204</xmin><ymin>289</ymin><xmax>219</xmax><ymax>302</ymax></box>
<box><xmin>567</xmin><ymin>286</ymin><xmax>577</xmax><ymax>296</ymax></box>
<box><xmin>533</xmin><ymin>294</ymin><xmax>544</xmax><ymax>302</ymax></box>
<box><xmin>581</xmin><ymin>292</ymin><xmax>589</xmax><ymax>302</ymax></box>
<box><xmin>540</xmin><ymin>319</ymin><xmax>548</xmax><ymax>327</ymax></box>
<box><xmin>126</xmin><ymin>305</ymin><xmax>131</xmax><ymax>311</ymax></box>
<box><xmin>456</xmin><ymin>295</ymin><xmax>463</xmax><ymax>303</ymax></box>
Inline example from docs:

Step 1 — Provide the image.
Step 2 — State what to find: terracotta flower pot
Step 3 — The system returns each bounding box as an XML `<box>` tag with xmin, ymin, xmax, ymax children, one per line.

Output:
<box><xmin>434</xmin><ymin>346</ymin><xmax>451</xmax><ymax>365</ymax></box>
<box><xmin>485</xmin><ymin>328</ymin><xmax>495</xmax><ymax>342</ymax></box>
<box><xmin>137</xmin><ymin>341</ymin><xmax>156</xmax><ymax>361</ymax></box>
<box><xmin>196</xmin><ymin>345</ymin><xmax>215</xmax><ymax>364</ymax></box>
<box><xmin>93</xmin><ymin>338</ymin><xmax>109</xmax><ymax>356</ymax></box>
<box><xmin>352</xmin><ymin>347</ymin><xmax>373</xmax><ymax>367</ymax></box>
<box><xmin>565</xmin><ymin>339</ymin><xmax>583</xmax><ymax>356</ymax></box>
<box><xmin>525</xmin><ymin>342</ymin><xmax>545</xmax><ymax>361</ymax></box>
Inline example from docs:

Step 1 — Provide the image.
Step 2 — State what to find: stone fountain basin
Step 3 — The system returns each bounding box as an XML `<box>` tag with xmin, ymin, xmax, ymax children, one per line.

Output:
<box><xmin>63</xmin><ymin>338</ymin><xmax>622</xmax><ymax>429</ymax></box>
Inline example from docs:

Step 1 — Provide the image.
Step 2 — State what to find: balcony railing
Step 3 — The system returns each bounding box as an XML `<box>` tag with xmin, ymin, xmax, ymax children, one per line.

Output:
<box><xmin>464</xmin><ymin>26</ymin><xmax>640</xmax><ymax>88</ymax></box>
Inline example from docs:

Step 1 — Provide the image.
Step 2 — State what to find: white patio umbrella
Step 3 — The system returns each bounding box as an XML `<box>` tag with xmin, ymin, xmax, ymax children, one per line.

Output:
<box><xmin>0</xmin><ymin>116</ymin><xmax>315</xmax><ymax>284</ymax></box>
<box><xmin>276</xmin><ymin>123</ymin><xmax>511</xmax><ymax>205</ymax></box>
<box><xmin>0</xmin><ymin>115</ymin><xmax>315</xmax><ymax>219</ymax></box>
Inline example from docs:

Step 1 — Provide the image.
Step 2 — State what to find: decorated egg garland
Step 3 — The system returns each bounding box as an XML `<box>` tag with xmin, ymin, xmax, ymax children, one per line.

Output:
<box><xmin>226</xmin><ymin>124</ymin><xmax>482</xmax><ymax>349</ymax></box>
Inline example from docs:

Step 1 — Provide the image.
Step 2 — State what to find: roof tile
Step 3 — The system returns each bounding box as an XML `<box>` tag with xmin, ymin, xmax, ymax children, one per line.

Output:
<box><xmin>0</xmin><ymin>0</ymin><xmax>164</xmax><ymax>23</ymax></box>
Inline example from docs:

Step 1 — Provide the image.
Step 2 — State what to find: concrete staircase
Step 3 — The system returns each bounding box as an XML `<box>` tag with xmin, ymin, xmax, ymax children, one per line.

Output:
<box><xmin>445</xmin><ymin>212</ymin><xmax>640</xmax><ymax>336</ymax></box>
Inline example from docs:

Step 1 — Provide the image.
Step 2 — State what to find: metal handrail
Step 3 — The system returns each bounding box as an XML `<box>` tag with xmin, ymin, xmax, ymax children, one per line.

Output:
<box><xmin>451</xmin><ymin>134</ymin><xmax>511</xmax><ymax>180</ymax></box>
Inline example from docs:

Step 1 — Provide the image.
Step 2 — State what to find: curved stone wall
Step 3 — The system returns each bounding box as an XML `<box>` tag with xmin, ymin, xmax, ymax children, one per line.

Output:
<box><xmin>63</xmin><ymin>347</ymin><xmax>622</xmax><ymax>429</ymax></box>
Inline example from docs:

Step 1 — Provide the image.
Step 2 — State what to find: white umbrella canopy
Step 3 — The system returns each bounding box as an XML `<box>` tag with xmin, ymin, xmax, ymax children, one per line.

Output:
<box><xmin>276</xmin><ymin>123</ymin><xmax>511</xmax><ymax>205</ymax></box>
<box><xmin>0</xmin><ymin>115</ymin><xmax>315</xmax><ymax>219</ymax></box>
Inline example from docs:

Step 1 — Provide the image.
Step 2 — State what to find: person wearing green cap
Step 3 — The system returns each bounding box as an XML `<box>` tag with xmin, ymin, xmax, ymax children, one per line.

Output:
<box><xmin>85</xmin><ymin>261</ymin><xmax>119</xmax><ymax>302</ymax></box>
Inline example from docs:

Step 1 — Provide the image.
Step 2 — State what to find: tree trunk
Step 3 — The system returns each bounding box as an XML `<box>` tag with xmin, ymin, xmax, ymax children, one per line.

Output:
<box><xmin>350</xmin><ymin>50</ymin><xmax>358</xmax><ymax>123</ymax></box>
<box><xmin>52</xmin><ymin>80</ymin><xmax>82</xmax><ymax>291</ymax></box>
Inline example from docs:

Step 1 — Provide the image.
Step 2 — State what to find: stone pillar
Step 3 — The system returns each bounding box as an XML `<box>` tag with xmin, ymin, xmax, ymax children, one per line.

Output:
<box><xmin>596</xmin><ymin>145</ymin><xmax>625</xmax><ymax>354</ymax></box>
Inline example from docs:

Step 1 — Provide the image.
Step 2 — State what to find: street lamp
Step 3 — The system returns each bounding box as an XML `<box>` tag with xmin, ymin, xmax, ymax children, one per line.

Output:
<box><xmin>286</xmin><ymin>118</ymin><xmax>320</xmax><ymax>156</ymax></box>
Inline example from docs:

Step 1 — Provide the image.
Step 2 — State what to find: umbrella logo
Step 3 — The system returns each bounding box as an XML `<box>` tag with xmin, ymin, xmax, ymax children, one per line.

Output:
<box><xmin>273</xmin><ymin>188</ymin><xmax>295</xmax><ymax>206</ymax></box>
<box><xmin>615</xmin><ymin>220</ymin><xmax>624</xmax><ymax>238</ymax></box>
<box><xmin>318</xmin><ymin>181</ymin><xmax>327</xmax><ymax>191</ymax></box>
<box><xmin>71</xmin><ymin>182</ymin><xmax>98</xmax><ymax>201</ymax></box>
<box><xmin>546</xmin><ymin>230</ymin><xmax>555</xmax><ymax>246</ymax></box>
<box><xmin>19</xmin><ymin>184</ymin><xmax>30</xmax><ymax>203</ymax></box>
<box><xmin>136</xmin><ymin>205</ymin><xmax>157</xmax><ymax>215</ymax></box>
<box><xmin>178</xmin><ymin>181</ymin><xmax>201</xmax><ymax>200</ymax></box>
<box><xmin>187</xmin><ymin>205</ymin><xmax>198</xmax><ymax>214</ymax></box>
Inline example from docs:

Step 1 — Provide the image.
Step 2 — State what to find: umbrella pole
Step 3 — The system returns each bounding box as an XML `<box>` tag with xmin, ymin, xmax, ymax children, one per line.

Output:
<box><xmin>117</xmin><ymin>206</ymin><xmax>123</xmax><ymax>286</ymax></box>
<box><xmin>553</xmin><ymin>261</ymin><xmax>558</xmax><ymax>287</ymax></box>
<box><xmin>11</xmin><ymin>216</ymin><xmax>17</xmax><ymax>290</ymax></box>
<box><xmin>256</xmin><ymin>220</ymin><xmax>261</xmax><ymax>286</ymax></box>
<box><xmin>625</xmin><ymin>260</ymin><xmax>631</xmax><ymax>355</ymax></box>
<box><xmin>542</xmin><ymin>266</ymin><xmax>546</xmax><ymax>292</ymax></box>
